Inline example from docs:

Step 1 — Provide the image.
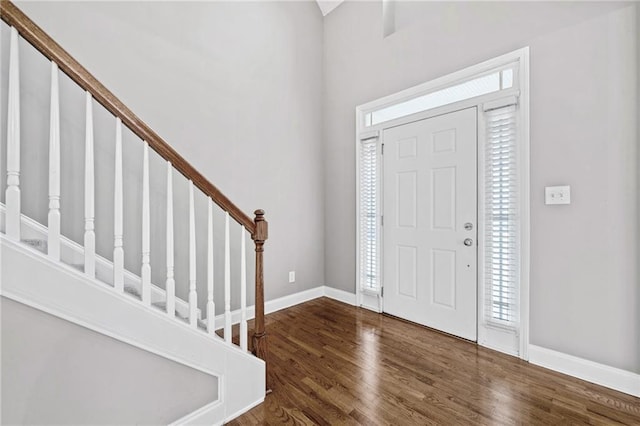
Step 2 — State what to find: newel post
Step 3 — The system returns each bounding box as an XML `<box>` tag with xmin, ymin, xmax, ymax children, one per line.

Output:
<box><xmin>252</xmin><ymin>209</ymin><xmax>269</xmax><ymax>388</ymax></box>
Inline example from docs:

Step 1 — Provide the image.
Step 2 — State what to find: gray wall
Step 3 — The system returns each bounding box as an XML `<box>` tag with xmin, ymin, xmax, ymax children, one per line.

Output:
<box><xmin>323</xmin><ymin>1</ymin><xmax>639</xmax><ymax>373</ymax></box>
<box><xmin>7</xmin><ymin>0</ymin><xmax>325</xmax><ymax>306</ymax></box>
<box><xmin>1</xmin><ymin>297</ymin><xmax>218</xmax><ymax>425</ymax></box>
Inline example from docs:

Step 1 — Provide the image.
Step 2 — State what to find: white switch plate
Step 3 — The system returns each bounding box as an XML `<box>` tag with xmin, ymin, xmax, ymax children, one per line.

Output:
<box><xmin>288</xmin><ymin>271</ymin><xmax>295</xmax><ymax>283</ymax></box>
<box><xmin>545</xmin><ymin>185</ymin><xmax>571</xmax><ymax>205</ymax></box>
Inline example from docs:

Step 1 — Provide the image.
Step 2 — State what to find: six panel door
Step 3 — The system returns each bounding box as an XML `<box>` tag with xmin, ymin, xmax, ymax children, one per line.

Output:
<box><xmin>383</xmin><ymin>107</ymin><xmax>478</xmax><ymax>341</ymax></box>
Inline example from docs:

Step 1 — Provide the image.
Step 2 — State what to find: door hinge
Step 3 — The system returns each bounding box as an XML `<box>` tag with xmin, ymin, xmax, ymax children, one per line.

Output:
<box><xmin>381</xmin><ymin>143</ymin><xmax>385</xmax><ymax>155</ymax></box>
<box><xmin>380</xmin><ymin>287</ymin><xmax>384</xmax><ymax>297</ymax></box>
<box><xmin>381</xmin><ymin>215</ymin><xmax>384</xmax><ymax>226</ymax></box>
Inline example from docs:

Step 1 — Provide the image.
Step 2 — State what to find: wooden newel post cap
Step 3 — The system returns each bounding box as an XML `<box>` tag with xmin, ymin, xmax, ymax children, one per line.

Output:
<box><xmin>253</xmin><ymin>209</ymin><xmax>268</xmax><ymax>242</ymax></box>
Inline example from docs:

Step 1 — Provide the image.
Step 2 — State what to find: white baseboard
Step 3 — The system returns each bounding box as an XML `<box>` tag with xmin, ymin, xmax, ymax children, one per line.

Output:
<box><xmin>214</xmin><ymin>286</ymin><xmax>356</xmax><ymax>330</ymax></box>
<box><xmin>223</xmin><ymin>395</ymin><xmax>265</xmax><ymax>424</ymax></box>
<box><xmin>323</xmin><ymin>286</ymin><xmax>357</xmax><ymax>305</ymax></box>
<box><xmin>267</xmin><ymin>287</ymin><xmax>326</xmax><ymax>314</ymax></box>
<box><xmin>529</xmin><ymin>344</ymin><xmax>640</xmax><ymax>397</ymax></box>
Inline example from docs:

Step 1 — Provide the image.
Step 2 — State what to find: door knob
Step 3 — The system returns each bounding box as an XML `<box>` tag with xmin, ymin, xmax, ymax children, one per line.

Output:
<box><xmin>464</xmin><ymin>238</ymin><xmax>473</xmax><ymax>247</ymax></box>
<box><xmin>464</xmin><ymin>222</ymin><xmax>473</xmax><ymax>231</ymax></box>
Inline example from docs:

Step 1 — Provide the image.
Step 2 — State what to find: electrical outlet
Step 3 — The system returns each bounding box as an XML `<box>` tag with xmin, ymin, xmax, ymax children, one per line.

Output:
<box><xmin>545</xmin><ymin>185</ymin><xmax>571</xmax><ymax>205</ymax></box>
<box><xmin>288</xmin><ymin>271</ymin><xmax>295</xmax><ymax>283</ymax></box>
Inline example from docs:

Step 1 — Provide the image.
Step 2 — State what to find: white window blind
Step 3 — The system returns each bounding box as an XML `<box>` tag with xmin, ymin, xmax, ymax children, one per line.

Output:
<box><xmin>484</xmin><ymin>104</ymin><xmax>519</xmax><ymax>326</ymax></box>
<box><xmin>359</xmin><ymin>138</ymin><xmax>379</xmax><ymax>292</ymax></box>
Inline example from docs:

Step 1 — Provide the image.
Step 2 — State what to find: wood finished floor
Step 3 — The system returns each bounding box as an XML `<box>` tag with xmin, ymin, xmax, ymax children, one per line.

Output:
<box><xmin>229</xmin><ymin>298</ymin><xmax>639</xmax><ymax>425</ymax></box>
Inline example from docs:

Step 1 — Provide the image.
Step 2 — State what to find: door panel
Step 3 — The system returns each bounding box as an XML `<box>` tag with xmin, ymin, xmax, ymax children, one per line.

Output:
<box><xmin>383</xmin><ymin>107</ymin><xmax>477</xmax><ymax>341</ymax></box>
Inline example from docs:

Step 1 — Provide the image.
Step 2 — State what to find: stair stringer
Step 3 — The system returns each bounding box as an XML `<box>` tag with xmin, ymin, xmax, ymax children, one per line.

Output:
<box><xmin>0</xmin><ymin>235</ymin><xmax>265</xmax><ymax>424</ymax></box>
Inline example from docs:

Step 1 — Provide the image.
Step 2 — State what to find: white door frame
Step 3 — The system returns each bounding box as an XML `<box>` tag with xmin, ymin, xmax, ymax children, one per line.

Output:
<box><xmin>355</xmin><ymin>47</ymin><xmax>530</xmax><ymax>360</ymax></box>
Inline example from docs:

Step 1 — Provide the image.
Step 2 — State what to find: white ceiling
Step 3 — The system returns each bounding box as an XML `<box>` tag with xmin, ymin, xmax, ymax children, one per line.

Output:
<box><xmin>315</xmin><ymin>0</ymin><xmax>344</xmax><ymax>16</ymax></box>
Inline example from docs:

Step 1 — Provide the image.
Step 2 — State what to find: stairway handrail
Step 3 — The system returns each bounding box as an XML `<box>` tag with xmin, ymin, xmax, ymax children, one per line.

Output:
<box><xmin>0</xmin><ymin>0</ymin><xmax>269</xmax><ymax>386</ymax></box>
<box><xmin>0</xmin><ymin>0</ymin><xmax>255</xmax><ymax>233</ymax></box>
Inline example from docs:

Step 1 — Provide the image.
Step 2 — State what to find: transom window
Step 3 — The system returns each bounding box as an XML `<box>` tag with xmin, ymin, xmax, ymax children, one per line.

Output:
<box><xmin>364</xmin><ymin>66</ymin><xmax>516</xmax><ymax>127</ymax></box>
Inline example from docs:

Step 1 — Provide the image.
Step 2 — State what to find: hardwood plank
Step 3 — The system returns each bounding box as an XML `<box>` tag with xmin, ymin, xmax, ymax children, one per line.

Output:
<box><xmin>229</xmin><ymin>298</ymin><xmax>640</xmax><ymax>425</ymax></box>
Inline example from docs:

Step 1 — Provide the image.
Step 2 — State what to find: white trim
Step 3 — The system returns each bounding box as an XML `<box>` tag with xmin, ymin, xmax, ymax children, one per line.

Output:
<box><xmin>223</xmin><ymin>396</ymin><xmax>265</xmax><ymax>424</ymax></box>
<box><xmin>214</xmin><ymin>286</ymin><xmax>356</xmax><ymax>331</ymax></box>
<box><xmin>324</xmin><ymin>286</ymin><xmax>357</xmax><ymax>306</ymax></box>
<box><xmin>168</xmin><ymin>394</ymin><xmax>264</xmax><ymax>426</ymax></box>
<box><xmin>214</xmin><ymin>286</ymin><xmax>324</xmax><ymax>331</ymax></box>
<box><xmin>359</xmin><ymin>130</ymin><xmax>380</xmax><ymax>141</ymax></box>
<box><xmin>268</xmin><ymin>286</ymin><xmax>325</xmax><ymax>312</ymax></box>
<box><xmin>359</xmin><ymin>292</ymin><xmax>382</xmax><ymax>313</ymax></box>
<box><xmin>169</xmin><ymin>400</ymin><xmax>225</xmax><ymax>426</ymax></box>
<box><xmin>365</xmin><ymin>87</ymin><xmax>521</xmax><ymax>135</ymax></box>
<box><xmin>357</xmin><ymin>49</ymin><xmax>525</xmax><ymax>119</ymax></box>
<box><xmin>355</xmin><ymin>47</ymin><xmax>531</xmax><ymax>360</ymax></box>
<box><xmin>482</xmin><ymin>95</ymin><xmax>519</xmax><ymax>111</ymax></box>
<box><xmin>518</xmin><ymin>47</ymin><xmax>531</xmax><ymax>361</ymax></box>
<box><xmin>529</xmin><ymin>345</ymin><xmax>640</xmax><ymax>397</ymax></box>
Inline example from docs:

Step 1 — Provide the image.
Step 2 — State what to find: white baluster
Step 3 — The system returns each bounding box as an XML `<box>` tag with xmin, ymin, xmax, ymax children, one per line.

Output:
<box><xmin>188</xmin><ymin>181</ymin><xmax>197</xmax><ymax>328</ymax></box>
<box><xmin>6</xmin><ymin>27</ymin><xmax>21</xmax><ymax>241</ymax></box>
<box><xmin>48</xmin><ymin>62</ymin><xmax>61</xmax><ymax>260</ymax></box>
<box><xmin>84</xmin><ymin>92</ymin><xmax>95</xmax><ymax>278</ymax></box>
<box><xmin>224</xmin><ymin>212</ymin><xmax>232</xmax><ymax>344</ymax></box>
<box><xmin>141</xmin><ymin>142</ymin><xmax>151</xmax><ymax>304</ymax></box>
<box><xmin>165</xmin><ymin>162</ymin><xmax>175</xmax><ymax>317</ymax></box>
<box><xmin>207</xmin><ymin>198</ymin><xmax>215</xmax><ymax>335</ymax></box>
<box><xmin>240</xmin><ymin>225</ymin><xmax>248</xmax><ymax>351</ymax></box>
<box><xmin>113</xmin><ymin>118</ymin><xmax>124</xmax><ymax>291</ymax></box>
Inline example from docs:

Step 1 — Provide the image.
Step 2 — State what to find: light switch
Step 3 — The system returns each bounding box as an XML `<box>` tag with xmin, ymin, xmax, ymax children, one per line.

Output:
<box><xmin>545</xmin><ymin>185</ymin><xmax>571</xmax><ymax>205</ymax></box>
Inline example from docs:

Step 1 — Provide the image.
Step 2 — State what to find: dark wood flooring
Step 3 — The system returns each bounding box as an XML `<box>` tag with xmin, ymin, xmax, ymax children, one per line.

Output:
<box><xmin>229</xmin><ymin>297</ymin><xmax>639</xmax><ymax>425</ymax></box>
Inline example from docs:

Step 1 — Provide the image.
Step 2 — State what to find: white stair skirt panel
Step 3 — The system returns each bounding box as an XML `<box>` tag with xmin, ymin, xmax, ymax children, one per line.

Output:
<box><xmin>0</xmin><ymin>235</ymin><xmax>265</xmax><ymax>424</ymax></box>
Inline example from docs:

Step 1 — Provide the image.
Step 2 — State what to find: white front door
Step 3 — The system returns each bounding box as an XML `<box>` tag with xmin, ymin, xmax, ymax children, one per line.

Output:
<box><xmin>383</xmin><ymin>107</ymin><xmax>477</xmax><ymax>341</ymax></box>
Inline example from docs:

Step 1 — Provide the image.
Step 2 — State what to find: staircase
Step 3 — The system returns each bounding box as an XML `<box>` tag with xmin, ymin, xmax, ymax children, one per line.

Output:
<box><xmin>0</xmin><ymin>1</ymin><xmax>268</xmax><ymax>424</ymax></box>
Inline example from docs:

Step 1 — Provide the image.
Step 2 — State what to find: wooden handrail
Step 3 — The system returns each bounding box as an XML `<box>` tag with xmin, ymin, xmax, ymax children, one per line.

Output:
<box><xmin>0</xmin><ymin>0</ymin><xmax>255</xmax><ymax>233</ymax></box>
